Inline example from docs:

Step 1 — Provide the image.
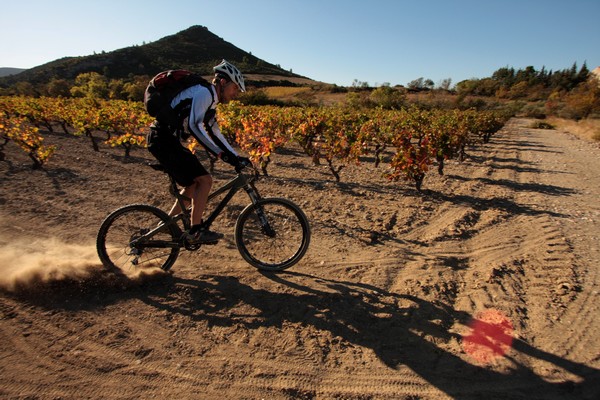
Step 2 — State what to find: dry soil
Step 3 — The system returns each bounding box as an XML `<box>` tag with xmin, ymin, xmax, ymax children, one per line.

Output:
<box><xmin>1</xmin><ymin>118</ymin><xmax>599</xmax><ymax>399</ymax></box>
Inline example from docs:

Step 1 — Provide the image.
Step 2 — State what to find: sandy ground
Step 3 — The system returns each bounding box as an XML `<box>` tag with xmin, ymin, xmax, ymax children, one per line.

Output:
<box><xmin>1</xmin><ymin>118</ymin><xmax>599</xmax><ymax>399</ymax></box>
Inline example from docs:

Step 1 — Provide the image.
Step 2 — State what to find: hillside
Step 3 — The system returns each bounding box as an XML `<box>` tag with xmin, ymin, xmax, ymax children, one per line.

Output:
<box><xmin>0</xmin><ymin>26</ymin><xmax>307</xmax><ymax>86</ymax></box>
<box><xmin>1</xmin><ymin>118</ymin><xmax>599</xmax><ymax>398</ymax></box>
<box><xmin>0</xmin><ymin>68</ymin><xmax>26</xmax><ymax>78</ymax></box>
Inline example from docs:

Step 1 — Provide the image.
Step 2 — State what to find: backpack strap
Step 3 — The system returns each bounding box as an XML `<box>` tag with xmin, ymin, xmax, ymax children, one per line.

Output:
<box><xmin>169</xmin><ymin>83</ymin><xmax>215</xmax><ymax>128</ymax></box>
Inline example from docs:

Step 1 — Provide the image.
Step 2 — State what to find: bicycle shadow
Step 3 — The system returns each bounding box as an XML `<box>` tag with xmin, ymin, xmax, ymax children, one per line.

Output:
<box><xmin>139</xmin><ymin>270</ymin><xmax>600</xmax><ymax>400</ymax></box>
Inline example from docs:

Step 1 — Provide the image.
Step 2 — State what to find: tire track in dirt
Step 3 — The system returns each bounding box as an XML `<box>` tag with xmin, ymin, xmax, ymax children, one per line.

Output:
<box><xmin>460</xmin><ymin>119</ymin><xmax>600</xmax><ymax>387</ymax></box>
<box><xmin>508</xmin><ymin>120</ymin><xmax>600</xmax><ymax>373</ymax></box>
<box><xmin>378</xmin><ymin>119</ymin><xmax>599</xmax><ymax>395</ymax></box>
<box><xmin>313</xmin><ymin>121</ymin><xmax>566</xmax><ymax>395</ymax></box>
<box><xmin>2</xmin><ymin>118</ymin><xmax>599</xmax><ymax>399</ymax></box>
<box><xmin>1</xmin><ymin>298</ymin><xmax>162</xmax><ymax>398</ymax></box>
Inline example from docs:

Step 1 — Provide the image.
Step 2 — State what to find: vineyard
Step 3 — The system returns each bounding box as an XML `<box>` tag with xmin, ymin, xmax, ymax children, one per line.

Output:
<box><xmin>0</xmin><ymin>96</ymin><xmax>508</xmax><ymax>190</ymax></box>
<box><xmin>2</xmin><ymin>93</ymin><xmax>600</xmax><ymax>398</ymax></box>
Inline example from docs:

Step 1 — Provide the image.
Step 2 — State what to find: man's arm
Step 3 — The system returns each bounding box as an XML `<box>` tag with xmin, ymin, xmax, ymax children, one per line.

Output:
<box><xmin>184</xmin><ymin>86</ymin><xmax>233</xmax><ymax>156</ymax></box>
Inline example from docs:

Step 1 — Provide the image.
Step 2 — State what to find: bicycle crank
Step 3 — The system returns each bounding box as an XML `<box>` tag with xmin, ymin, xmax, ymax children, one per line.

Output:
<box><xmin>182</xmin><ymin>234</ymin><xmax>202</xmax><ymax>251</ymax></box>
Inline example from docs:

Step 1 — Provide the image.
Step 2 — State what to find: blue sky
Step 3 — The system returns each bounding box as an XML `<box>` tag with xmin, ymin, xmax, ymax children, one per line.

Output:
<box><xmin>2</xmin><ymin>0</ymin><xmax>599</xmax><ymax>87</ymax></box>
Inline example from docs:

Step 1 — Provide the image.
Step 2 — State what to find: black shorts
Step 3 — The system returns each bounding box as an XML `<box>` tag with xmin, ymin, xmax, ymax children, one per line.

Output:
<box><xmin>147</xmin><ymin>127</ymin><xmax>208</xmax><ymax>187</ymax></box>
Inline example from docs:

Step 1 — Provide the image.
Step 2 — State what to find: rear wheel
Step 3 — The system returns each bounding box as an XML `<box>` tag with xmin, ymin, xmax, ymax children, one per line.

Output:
<box><xmin>97</xmin><ymin>204</ymin><xmax>181</xmax><ymax>272</ymax></box>
<box><xmin>235</xmin><ymin>198</ymin><xmax>310</xmax><ymax>271</ymax></box>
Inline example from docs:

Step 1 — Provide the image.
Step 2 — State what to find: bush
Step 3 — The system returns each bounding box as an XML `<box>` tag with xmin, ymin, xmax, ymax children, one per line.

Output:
<box><xmin>561</xmin><ymin>80</ymin><xmax>600</xmax><ymax>120</ymax></box>
<box><xmin>239</xmin><ymin>90</ymin><xmax>284</xmax><ymax>106</ymax></box>
<box><xmin>530</xmin><ymin>121</ymin><xmax>555</xmax><ymax>129</ymax></box>
<box><xmin>369</xmin><ymin>86</ymin><xmax>406</xmax><ymax>109</ymax></box>
<box><xmin>521</xmin><ymin>102</ymin><xmax>547</xmax><ymax>119</ymax></box>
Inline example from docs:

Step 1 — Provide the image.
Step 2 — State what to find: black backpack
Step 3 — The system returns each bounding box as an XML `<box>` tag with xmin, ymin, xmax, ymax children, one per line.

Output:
<box><xmin>144</xmin><ymin>70</ymin><xmax>214</xmax><ymax>126</ymax></box>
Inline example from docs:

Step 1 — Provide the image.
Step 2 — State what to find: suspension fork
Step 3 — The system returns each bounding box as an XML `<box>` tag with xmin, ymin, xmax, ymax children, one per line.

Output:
<box><xmin>244</xmin><ymin>183</ymin><xmax>275</xmax><ymax>237</ymax></box>
<box><xmin>244</xmin><ymin>181</ymin><xmax>262</xmax><ymax>204</ymax></box>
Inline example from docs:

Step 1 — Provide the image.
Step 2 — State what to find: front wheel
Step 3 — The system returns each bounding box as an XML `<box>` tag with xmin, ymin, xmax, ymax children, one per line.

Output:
<box><xmin>235</xmin><ymin>198</ymin><xmax>310</xmax><ymax>271</ymax></box>
<box><xmin>97</xmin><ymin>204</ymin><xmax>181</xmax><ymax>272</ymax></box>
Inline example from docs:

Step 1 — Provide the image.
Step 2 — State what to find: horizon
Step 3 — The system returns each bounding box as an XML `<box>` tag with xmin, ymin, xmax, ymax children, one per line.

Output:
<box><xmin>1</xmin><ymin>60</ymin><xmax>596</xmax><ymax>88</ymax></box>
<box><xmin>1</xmin><ymin>0</ymin><xmax>599</xmax><ymax>87</ymax></box>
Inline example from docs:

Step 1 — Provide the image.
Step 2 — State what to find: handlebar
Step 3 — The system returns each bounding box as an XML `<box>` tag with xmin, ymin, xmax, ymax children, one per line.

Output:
<box><xmin>235</xmin><ymin>160</ymin><xmax>260</xmax><ymax>180</ymax></box>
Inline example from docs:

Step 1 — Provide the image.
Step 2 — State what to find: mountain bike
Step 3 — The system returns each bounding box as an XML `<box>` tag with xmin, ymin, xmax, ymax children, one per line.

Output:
<box><xmin>96</xmin><ymin>163</ymin><xmax>310</xmax><ymax>272</ymax></box>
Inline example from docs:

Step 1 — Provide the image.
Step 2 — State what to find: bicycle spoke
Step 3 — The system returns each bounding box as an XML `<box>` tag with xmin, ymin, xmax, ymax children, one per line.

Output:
<box><xmin>236</xmin><ymin>199</ymin><xmax>310</xmax><ymax>271</ymax></box>
<box><xmin>97</xmin><ymin>204</ymin><xmax>180</xmax><ymax>272</ymax></box>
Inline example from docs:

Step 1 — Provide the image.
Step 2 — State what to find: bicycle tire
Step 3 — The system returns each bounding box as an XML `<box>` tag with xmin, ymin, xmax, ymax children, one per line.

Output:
<box><xmin>97</xmin><ymin>204</ymin><xmax>181</xmax><ymax>272</ymax></box>
<box><xmin>235</xmin><ymin>198</ymin><xmax>310</xmax><ymax>271</ymax></box>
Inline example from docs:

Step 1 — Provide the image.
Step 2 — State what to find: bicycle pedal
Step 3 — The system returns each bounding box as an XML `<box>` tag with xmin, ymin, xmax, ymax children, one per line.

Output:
<box><xmin>183</xmin><ymin>238</ymin><xmax>219</xmax><ymax>248</ymax></box>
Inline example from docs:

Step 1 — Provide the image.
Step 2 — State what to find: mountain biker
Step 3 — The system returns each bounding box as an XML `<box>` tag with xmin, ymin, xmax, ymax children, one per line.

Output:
<box><xmin>146</xmin><ymin>60</ymin><xmax>250</xmax><ymax>244</ymax></box>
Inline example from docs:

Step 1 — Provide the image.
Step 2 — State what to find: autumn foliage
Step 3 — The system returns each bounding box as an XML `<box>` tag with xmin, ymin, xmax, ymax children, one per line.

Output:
<box><xmin>0</xmin><ymin>97</ymin><xmax>508</xmax><ymax>190</ymax></box>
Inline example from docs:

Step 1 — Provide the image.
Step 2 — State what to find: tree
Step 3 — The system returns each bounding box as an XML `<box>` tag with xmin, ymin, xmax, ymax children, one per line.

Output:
<box><xmin>438</xmin><ymin>78</ymin><xmax>452</xmax><ymax>91</ymax></box>
<box><xmin>577</xmin><ymin>62</ymin><xmax>590</xmax><ymax>84</ymax></box>
<box><xmin>408</xmin><ymin>77</ymin><xmax>425</xmax><ymax>90</ymax></box>
<box><xmin>46</xmin><ymin>79</ymin><xmax>71</xmax><ymax>97</ymax></box>
<box><xmin>407</xmin><ymin>77</ymin><xmax>434</xmax><ymax>90</ymax></box>
<box><xmin>561</xmin><ymin>79</ymin><xmax>600</xmax><ymax>120</ymax></box>
<box><xmin>122</xmin><ymin>75</ymin><xmax>149</xmax><ymax>101</ymax></box>
<box><xmin>515</xmin><ymin>66</ymin><xmax>538</xmax><ymax>85</ymax></box>
<box><xmin>351</xmin><ymin>79</ymin><xmax>370</xmax><ymax>89</ymax></box>
<box><xmin>492</xmin><ymin>67</ymin><xmax>515</xmax><ymax>88</ymax></box>
<box><xmin>370</xmin><ymin>86</ymin><xmax>406</xmax><ymax>109</ymax></box>
<box><xmin>507</xmin><ymin>81</ymin><xmax>530</xmax><ymax>99</ymax></box>
<box><xmin>345</xmin><ymin>91</ymin><xmax>373</xmax><ymax>109</ymax></box>
<box><xmin>14</xmin><ymin>81</ymin><xmax>38</xmax><ymax>97</ymax></box>
<box><xmin>70</xmin><ymin>72</ymin><xmax>109</xmax><ymax>99</ymax></box>
<box><xmin>108</xmin><ymin>79</ymin><xmax>127</xmax><ymax>100</ymax></box>
<box><xmin>456</xmin><ymin>78</ymin><xmax>498</xmax><ymax>97</ymax></box>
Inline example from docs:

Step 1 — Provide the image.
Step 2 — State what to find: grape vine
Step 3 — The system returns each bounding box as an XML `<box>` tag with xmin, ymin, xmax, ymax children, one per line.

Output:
<box><xmin>0</xmin><ymin>96</ymin><xmax>508</xmax><ymax>189</ymax></box>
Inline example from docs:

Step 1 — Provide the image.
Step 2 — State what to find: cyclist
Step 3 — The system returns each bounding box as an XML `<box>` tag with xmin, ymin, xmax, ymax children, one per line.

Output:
<box><xmin>147</xmin><ymin>60</ymin><xmax>250</xmax><ymax>244</ymax></box>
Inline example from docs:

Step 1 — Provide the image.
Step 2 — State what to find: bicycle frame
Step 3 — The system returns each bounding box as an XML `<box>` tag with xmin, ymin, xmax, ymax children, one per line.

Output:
<box><xmin>136</xmin><ymin>166</ymin><xmax>263</xmax><ymax>249</ymax></box>
<box><xmin>202</xmin><ymin>170</ymin><xmax>262</xmax><ymax>229</ymax></box>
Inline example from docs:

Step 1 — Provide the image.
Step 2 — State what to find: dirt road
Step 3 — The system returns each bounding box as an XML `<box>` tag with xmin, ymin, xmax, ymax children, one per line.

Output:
<box><xmin>1</xmin><ymin>118</ymin><xmax>599</xmax><ymax>399</ymax></box>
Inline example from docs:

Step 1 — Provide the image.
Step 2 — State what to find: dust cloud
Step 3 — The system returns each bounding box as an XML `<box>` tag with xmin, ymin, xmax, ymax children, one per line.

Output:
<box><xmin>0</xmin><ymin>237</ymin><xmax>167</xmax><ymax>293</ymax></box>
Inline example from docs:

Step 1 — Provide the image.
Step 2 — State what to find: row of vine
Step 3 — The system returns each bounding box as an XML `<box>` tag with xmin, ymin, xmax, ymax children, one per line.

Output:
<box><xmin>0</xmin><ymin>96</ymin><xmax>509</xmax><ymax>189</ymax></box>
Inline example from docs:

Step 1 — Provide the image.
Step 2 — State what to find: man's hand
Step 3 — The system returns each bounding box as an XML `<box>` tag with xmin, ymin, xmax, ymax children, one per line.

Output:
<box><xmin>237</xmin><ymin>157</ymin><xmax>252</xmax><ymax>168</ymax></box>
<box><xmin>219</xmin><ymin>152</ymin><xmax>252</xmax><ymax>172</ymax></box>
<box><xmin>234</xmin><ymin>157</ymin><xmax>252</xmax><ymax>173</ymax></box>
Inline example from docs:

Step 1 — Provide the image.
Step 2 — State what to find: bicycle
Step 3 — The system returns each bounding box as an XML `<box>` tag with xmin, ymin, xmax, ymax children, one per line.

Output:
<box><xmin>96</xmin><ymin>163</ymin><xmax>311</xmax><ymax>272</ymax></box>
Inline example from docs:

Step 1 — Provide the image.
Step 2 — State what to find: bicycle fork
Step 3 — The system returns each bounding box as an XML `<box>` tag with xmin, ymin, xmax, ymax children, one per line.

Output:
<box><xmin>244</xmin><ymin>184</ymin><xmax>276</xmax><ymax>237</ymax></box>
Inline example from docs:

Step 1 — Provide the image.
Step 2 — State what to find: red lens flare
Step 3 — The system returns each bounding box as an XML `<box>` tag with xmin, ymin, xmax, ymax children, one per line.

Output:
<box><xmin>462</xmin><ymin>309</ymin><xmax>514</xmax><ymax>364</ymax></box>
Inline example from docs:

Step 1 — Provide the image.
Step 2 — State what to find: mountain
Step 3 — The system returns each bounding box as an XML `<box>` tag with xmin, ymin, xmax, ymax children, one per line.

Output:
<box><xmin>0</xmin><ymin>26</ymin><xmax>307</xmax><ymax>87</ymax></box>
<box><xmin>0</xmin><ymin>68</ymin><xmax>27</xmax><ymax>78</ymax></box>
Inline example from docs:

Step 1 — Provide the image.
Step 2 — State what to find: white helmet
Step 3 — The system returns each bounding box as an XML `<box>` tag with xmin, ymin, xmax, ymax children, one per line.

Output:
<box><xmin>213</xmin><ymin>60</ymin><xmax>246</xmax><ymax>92</ymax></box>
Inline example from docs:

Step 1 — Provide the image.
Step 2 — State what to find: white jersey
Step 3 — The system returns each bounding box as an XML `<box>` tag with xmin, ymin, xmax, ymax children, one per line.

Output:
<box><xmin>170</xmin><ymin>84</ymin><xmax>238</xmax><ymax>157</ymax></box>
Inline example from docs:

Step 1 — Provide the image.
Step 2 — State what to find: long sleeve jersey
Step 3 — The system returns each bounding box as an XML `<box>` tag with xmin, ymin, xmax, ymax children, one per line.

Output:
<box><xmin>170</xmin><ymin>84</ymin><xmax>238</xmax><ymax>157</ymax></box>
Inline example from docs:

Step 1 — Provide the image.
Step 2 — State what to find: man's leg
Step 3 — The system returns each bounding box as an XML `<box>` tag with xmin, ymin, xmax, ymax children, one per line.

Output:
<box><xmin>190</xmin><ymin>174</ymin><xmax>213</xmax><ymax>226</ymax></box>
<box><xmin>186</xmin><ymin>174</ymin><xmax>222</xmax><ymax>243</ymax></box>
<box><xmin>168</xmin><ymin>186</ymin><xmax>193</xmax><ymax>217</ymax></box>
<box><xmin>167</xmin><ymin>174</ymin><xmax>212</xmax><ymax>220</ymax></box>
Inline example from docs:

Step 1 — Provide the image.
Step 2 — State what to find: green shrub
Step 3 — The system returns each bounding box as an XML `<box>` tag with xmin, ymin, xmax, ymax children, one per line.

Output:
<box><xmin>521</xmin><ymin>102</ymin><xmax>547</xmax><ymax>119</ymax></box>
<box><xmin>530</xmin><ymin>121</ymin><xmax>555</xmax><ymax>129</ymax></box>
